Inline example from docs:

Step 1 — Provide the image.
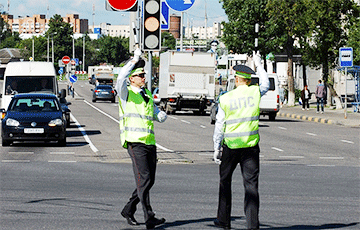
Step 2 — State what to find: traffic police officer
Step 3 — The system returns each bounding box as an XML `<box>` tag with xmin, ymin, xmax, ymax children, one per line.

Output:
<box><xmin>213</xmin><ymin>51</ymin><xmax>269</xmax><ymax>229</ymax></box>
<box><xmin>115</xmin><ymin>48</ymin><xmax>167</xmax><ymax>229</ymax></box>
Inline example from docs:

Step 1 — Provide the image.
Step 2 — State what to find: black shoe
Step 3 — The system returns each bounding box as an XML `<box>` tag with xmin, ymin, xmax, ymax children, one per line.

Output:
<box><xmin>121</xmin><ymin>211</ymin><xmax>139</xmax><ymax>226</ymax></box>
<box><xmin>146</xmin><ymin>217</ymin><xmax>166</xmax><ymax>229</ymax></box>
<box><xmin>214</xmin><ymin>219</ymin><xmax>231</xmax><ymax>229</ymax></box>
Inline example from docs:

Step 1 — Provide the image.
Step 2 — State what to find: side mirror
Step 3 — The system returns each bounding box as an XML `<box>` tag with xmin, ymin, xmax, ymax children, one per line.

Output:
<box><xmin>0</xmin><ymin>108</ymin><xmax>6</xmax><ymax>120</ymax></box>
<box><xmin>60</xmin><ymin>89</ymin><xmax>66</xmax><ymax>99</ymax></box>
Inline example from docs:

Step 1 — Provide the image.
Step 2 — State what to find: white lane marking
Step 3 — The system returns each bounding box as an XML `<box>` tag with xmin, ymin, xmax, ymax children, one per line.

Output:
<box><xmin>279</xmin><ymin>155</ymin><xmax>304</xmax><ymax>159</ymax></box>
<box><xmin>84</xmin><ymin>100</ymin><xmax>119</xmax><ymax>123</ymax></box>
<box><xmin>169</xmin><ymin>116</ymin><xmax>178</xmax><ymax>120</ymax></box>
<box><xmin>278</xmin><ymin>126</ymin><xmax>287</xmax><ymax>130</ymax></box>
<box><xmin>319</xmin><ymin>157</ymin><xmax>344</xmax><ymax>160</ymax></box>
<box><xmin>83</xmin><ymin>100</ymin><xmax>175</xmax><ymax>153</ymax></box>
<box><xmin>260</xmin><ymin>155</ymin><xmax>264</xmax><ymax>158</ymax></box>
<box><xmin>2</xmin><ymin>160</ymin><xmax>31</xmax><ymax>163</ymax></box>
<box><xmin>271</xmin><ymin>147</ymin><xmax>284</xmax><ymax>152</ymax></box>
<box><xmin>48</xmin><ymin>161</ymin><xmax>77</xmax><ymax>163</ymax></box>
<box><xmin>50</xmin><ymin>152</ymin><xmax>75</xmax><ymax>155</ymax></box>
<box><xmin>307</xmin><ymin>165</ymin><xmax>335</xmax><ymax>167</ymax></box>
<box><xmin>8</xmin><ymin>152</ymin><xmax>34</xmax><ymax>154</ymax></box>
<box><xmin>70</xmin><ymin>113</ymin><xmax>99</xmax><ymax>153</ymax></box>
<box><xmin>199</xmin><ymin>153</ymin><xmax>213</xmax><ymax>156</ymax></box>
<box><xmin>306</xmin><ymin>132</ymin><xmax>317</xmax><ymax>136</ymax></box>
<box><xmin>341</xmin><ymin>140</ymin><xmax>354</xmax><ymax>144</ymax></box>
<box><xmin>200</xmin><ymin>125</ymin><xmax>206</xmax><ymax>129</ymax></box>
<box><xmin>181</xmin><ymin>120</ymin><xmax>191</xmax><ymax>124</ymax></box>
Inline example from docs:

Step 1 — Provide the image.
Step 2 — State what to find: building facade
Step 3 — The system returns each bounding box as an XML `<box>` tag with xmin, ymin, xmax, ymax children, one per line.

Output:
<box><xmin>1</xmin><ymin>13</ymin><xmax>88</xmax><ymax>35</ymax></box>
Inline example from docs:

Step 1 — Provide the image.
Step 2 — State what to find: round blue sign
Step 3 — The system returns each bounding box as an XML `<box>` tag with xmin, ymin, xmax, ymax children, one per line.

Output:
<box><xmin>166</xmin><ymin>0</ymin><xmax>195</xmax><ymax>12</ymax></box>
<box><xmin>70</xmin><ymin>75</ymin><xmax>78</xmax><ymax>83</ymax></box>
<box><xmin>58</xmin><ymin>68</ymin><xmax>63</xmax><ymax>75</ymax></box>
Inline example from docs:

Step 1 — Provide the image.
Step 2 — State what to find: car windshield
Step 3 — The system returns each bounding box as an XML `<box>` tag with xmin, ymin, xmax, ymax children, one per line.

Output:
<box><xmin>5</xmin><ymin>76</ymin><xmax>55</xmax><ymax>95</ymax></box>
<box><xmin>96</xmin><ymin>85</ymin><xmax>112</xmax><ymax>90</ymax></box>
<box><xmin>8</xmin><ymin>97</ymin><xmax>60</xmax><ymax>112</ymax></box>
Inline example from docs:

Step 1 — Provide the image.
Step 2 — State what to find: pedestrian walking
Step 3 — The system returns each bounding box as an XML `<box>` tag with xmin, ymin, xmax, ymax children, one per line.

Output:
<box><xmin>114</xmin><ymin>48</ymin><xmax>167</xmax><ymax>230</ymax></box>
<box><xmin>301</xmin><ymin>85</ymin><xmax>311</xmax><ymax>110</ymax></box>
<box><xmin>213</xmin><ymin>51</ymin><xmax>269</xmax><ymax>230</ymax></box>
<box><xmin>315</xmin><ymin>80</ymin><xmax>327</xmax><ymax>113</ymax></box>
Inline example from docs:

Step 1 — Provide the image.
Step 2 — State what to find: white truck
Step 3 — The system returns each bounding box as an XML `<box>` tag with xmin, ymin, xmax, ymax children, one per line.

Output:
<box><xmin>159</xmin><ymin>51</ymin><xmax>216</xmax><ymax>114</ymax></box>
<box><xmin>88</xmin><ymin>65</ymin><xmax>114</xmax><ymax>85</ymax></box>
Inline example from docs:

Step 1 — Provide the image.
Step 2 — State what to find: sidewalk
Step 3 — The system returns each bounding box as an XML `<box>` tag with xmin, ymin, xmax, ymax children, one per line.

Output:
<box><xmin>277</xmin><ymin>104</ymin><xmax>360</xmax><ymax>128</ymax></box>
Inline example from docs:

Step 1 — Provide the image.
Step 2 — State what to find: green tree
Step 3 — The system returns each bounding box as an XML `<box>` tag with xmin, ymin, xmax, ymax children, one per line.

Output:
<box><xmin>301</xmin><ymin>0</ymin><xmax>360</xmax><ymax>107</ymax></box>
<box><xmin>45</xmin><ymin>14</ymin><xmax>73</xmax><ymax>68</ymax></box>
<box><xmin>18</xmin><ymin>36</ymin><xmax>48</xmax><ymax>61</ymax></box>
<box><xmin>0</xmin><ymin>14</ymin><xmax>12</xmax><ymax>45</ymax></box>
<box><xmin>0</xmin><ymin>32</ymin><xmax>21</xmax><ymax>49</ymax></box>
<box><xmin>93</xmin><ymin>36</ymin><xmax>130</xmax><ymax>66</ymax></box>
<box><xmin>161</xmin><ymin>31</ymin><xmax>176</xmax><ymax>50</ymax></box>
<box><xmin>266</xmin><ymin>0</ymin><xmax>308</xmax><ymax>106</ymax></box>
<box><xmin>346</xmin><ymin>9</ymin><xmax>360</xmax><ymax>65</ymax></box>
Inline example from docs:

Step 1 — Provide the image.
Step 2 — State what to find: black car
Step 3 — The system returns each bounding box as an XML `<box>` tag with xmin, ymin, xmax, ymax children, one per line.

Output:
<box><xmin>1</xmin><ymin>93</ymin><xmax>67</xmax><ymax>146</ymax></box>
<box><xmin>91</xmin><ymin>85</ymin><xmax>116</xmax><ymax>103</ymax></box>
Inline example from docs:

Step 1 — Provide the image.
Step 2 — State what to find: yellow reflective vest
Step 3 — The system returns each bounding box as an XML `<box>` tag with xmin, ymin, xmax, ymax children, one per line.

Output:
<box><xmin>119</xmin><ymin>87</ymin><xmax>155</xmax><ymax>148</ymax></box>
<box><xmin>219</xmin><ymin>85</ymin><xmax>261</xmax><ymax>149</ymax></box>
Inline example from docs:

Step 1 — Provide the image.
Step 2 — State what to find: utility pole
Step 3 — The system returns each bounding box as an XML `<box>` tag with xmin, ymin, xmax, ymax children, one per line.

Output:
<box><xmin>204</xmin><ymin>0</ymin><xmax>207</xmax><ymax>40</ymax></box>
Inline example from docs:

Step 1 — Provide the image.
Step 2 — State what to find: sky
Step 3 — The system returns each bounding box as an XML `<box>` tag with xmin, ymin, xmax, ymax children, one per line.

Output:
<box><xmin>1</xmin><ymin>0</ymin><xmax>228</xmax><ymax>27</ymax></box>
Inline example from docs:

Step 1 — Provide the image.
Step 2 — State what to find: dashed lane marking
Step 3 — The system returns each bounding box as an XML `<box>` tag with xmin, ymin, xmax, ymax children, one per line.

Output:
<box><xmin>48</xmin><ymin>161</ymin><xmax>77</xmax><ymax>163</ymax></box>
<box><xmin>181</xmin><ymin>120</ymin><xmax>191</xmax><ymax>124</ymax></box>
<box><xmin>1</xmin><ymin>160</ymin><xmax>31</xmax><ymax>163</ymax></box>
<box><xmin>306</xmin><ymin>132</ymin><xmax>317</xmax><ymax>136</ymax></box>
<box><xmin>341</xmin><ymin>140</ymin><xmax>354</xmax><ymax>144</ymax></box>
<box><xmin>279</xmin><ymin>155</ymin><xmax>305</xmax><ymax>159</ymax></box>
<box><xmin>50</xmin><ymin>152</ymin><xmax>75</xmax><ymax>155</ymax></box>
<box><xmin>278</xmin><ymin>126</ymin><xmax>287</xmax><ymax>130</ymax></box>
<box><xmin>8</xmin><ymin>152</ymin><xmax>34</xmax><ymax>154</ymax></box>
<box><xmin>200</xmin><ymin>125</ymin><xmax>206</xmax><ymax>129</ymax></box>
<box><xmin>307</xmin><ymin>164</ymin><xmax>336</xmax><ymax>167</ymax></box>
<box><xmin>271</xmin><ymin>147</ymin><xmax>284</xmax><ymax>152</ymax></box>
<box><xmin>319</xmin><ymin>157</ymin><xmax>344</xmax><ymax>160</ymax></box>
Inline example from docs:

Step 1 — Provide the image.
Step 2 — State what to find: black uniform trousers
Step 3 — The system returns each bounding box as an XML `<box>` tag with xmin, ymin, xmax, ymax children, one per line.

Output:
<box><xmin>122</xmin><ymin>142</ymin><xmax>157</xmax><ymax>222</ymax></box>
<box><xmin>217</xmin><ymin>144</ymin><xmax>260</xmax><ymax>229</ymax></box>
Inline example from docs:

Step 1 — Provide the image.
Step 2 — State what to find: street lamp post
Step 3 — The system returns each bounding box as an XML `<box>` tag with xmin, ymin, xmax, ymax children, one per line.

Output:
<box><xmin>83</xmin><ymin>35</ymin><xmax>85</xmax><ymax>72</ymax></box>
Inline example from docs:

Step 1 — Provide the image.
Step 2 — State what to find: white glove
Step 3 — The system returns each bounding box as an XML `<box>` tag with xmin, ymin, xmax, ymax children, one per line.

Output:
<box><xmin>253</xmin><ymin>51</ymin><xmax>262</xmax><ymax>68</ymax></box>
<box><xmin>213</xmin><ymin>149</ymin><xmax>222</xmax><ymax>165</ymax></box>
<box><xmin>157</xmin><ymin>111</ymin><xmax>167</xmax><ymax>123</ymax></box>
<box><xmin>133</xmin><ymin>48</ymin><xmax>142</xmax><ymax>62</ymax></box>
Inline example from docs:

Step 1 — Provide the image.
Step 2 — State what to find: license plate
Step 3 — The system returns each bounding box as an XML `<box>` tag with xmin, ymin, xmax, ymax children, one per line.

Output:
<box><xmin>24</xmin><ymin>128</ymin><xmax>44</xmax><ymax>134</ymax></box>
<box><xmin>101</xmin><ymin>92</ymin><xmax>109</xmax><ymax>94</ymax></box>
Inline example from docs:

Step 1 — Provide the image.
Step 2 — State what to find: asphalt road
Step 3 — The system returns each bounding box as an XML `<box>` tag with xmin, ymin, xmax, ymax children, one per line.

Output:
<box><xmin>1</xmin><ymin>80</ymin><xmax>359</xmax><ymax>229</ymax></box>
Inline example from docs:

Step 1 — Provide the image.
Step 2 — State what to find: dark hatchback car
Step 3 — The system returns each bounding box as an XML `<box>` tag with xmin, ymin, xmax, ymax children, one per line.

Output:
<box><xmin>91</xmin><ymin>85</ymin><xmax>116</xmax><ymax>103</ymax></box>
<box><xmin>1</xmin><ymin>93</ymin><xmax>67</xmax><ymax>146</ymax></box>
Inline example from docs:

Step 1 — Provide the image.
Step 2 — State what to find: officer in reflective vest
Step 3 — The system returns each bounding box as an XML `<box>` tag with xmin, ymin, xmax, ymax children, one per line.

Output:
<box><xmin>115</xmin><ymin>48</ymin><xmax>167</xmax><ymax>229</ymax></box>
<box><xmin>213</xmin><ymin>51</ymin><xmax>269</xmax><ymax>230</ymax></box>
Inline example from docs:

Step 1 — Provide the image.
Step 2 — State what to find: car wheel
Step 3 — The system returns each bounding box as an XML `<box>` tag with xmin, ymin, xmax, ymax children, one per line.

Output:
<box><xmin>269</xmin><ymin>112</ymin><xmax>277</xmax><ymax>121</ymax></box>
<box><xmin>58</xmin><ymin>136</ymin><xmax>66</xmax><ymax>147</ymax></box>
<box><xmin>2</xmin><ymin>139</ymin><xmax>12</xmax><ymax>146</ymax></box>
<box><xmin>92</xmin><ymin>99</ymin><xmax>96</xmax><ymax>102</ymax></box>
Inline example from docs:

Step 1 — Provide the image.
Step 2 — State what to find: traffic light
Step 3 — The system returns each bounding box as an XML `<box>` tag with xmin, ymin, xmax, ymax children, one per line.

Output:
<box><xmin>142</xmin><ymin>0</ymin><xmax>161</xmax><ymax>51</ymax></box>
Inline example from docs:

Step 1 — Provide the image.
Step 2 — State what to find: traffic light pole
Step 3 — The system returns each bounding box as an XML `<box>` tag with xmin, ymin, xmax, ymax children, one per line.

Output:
<box><xmin>148</xmin><ymin>51</ymin><xmax>152</xmax><ymax>91</ymax></box>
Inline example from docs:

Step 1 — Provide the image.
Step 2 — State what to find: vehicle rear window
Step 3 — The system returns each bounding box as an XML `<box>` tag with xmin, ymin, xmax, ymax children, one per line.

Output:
<box><xmin>251</xmin><ymin>77</ymin><xmax>275</xmax><ymax>91</ymax></box>
<box><xmin>96</xmin><ymin>85</ymin><xmax>112</xmax><ymax>89</ymax></box>
<box><xmin>9</xmin><ymin>97</ymin><xmax>59</xmax><ymax>112</ymax></box>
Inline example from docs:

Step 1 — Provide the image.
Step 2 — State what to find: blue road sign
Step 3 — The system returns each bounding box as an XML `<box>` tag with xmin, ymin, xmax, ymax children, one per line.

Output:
<box><xmin>72</xmin><ymin>58</ymin><xmax>79</xmax><ymax>66</ymax></box>
<box><xmin>58</xmin><ymin>67</ymin><xmax>64</xmax><ymax>75</ymax></box>
<box><xmin>70</xmin><ymin>75</ymin><xmax>78</xmax><ymax>83</ymax></box>
<box><xmin>166</xmin><ymin>0</ymin><xmax>195</xmax><ymax>12</ymax></box>
<box><xmin>161</xmin><ymin>1</ymin><xmax>170</xmax><ymax>30</ymax></box>
<box><xmin>339</xmin><ymin>47</ymin><xmax>353</xmax><ymax>67</ymax></box>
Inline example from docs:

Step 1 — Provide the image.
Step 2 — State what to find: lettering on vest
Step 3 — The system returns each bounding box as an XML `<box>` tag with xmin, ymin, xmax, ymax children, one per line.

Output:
<box><xmin>229</xmin><ymin>96</ymin><xmax>255</xmax><ymax>111</ymax></box>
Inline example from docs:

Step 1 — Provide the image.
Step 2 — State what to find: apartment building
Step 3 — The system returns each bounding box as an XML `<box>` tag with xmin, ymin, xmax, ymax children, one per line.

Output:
<box><xmin>1</xmin><ymin>13</ymin><xmax>88</xmax><ymax>34</ymax></box>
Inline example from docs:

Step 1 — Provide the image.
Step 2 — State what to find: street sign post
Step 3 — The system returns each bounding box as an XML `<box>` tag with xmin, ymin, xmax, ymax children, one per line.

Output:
<box><xmin>62</xmin><ymin>56</ymin><xmax>71</xmax><ymax>65</ymax></box>
<box><xmin>165</xmin><ymin>0</ymin><xmax>195</xmax><ymax>11</ymax></box>
<box><xmin>339</xmin><ymin>47</ymin><xmax>353</xmax><ymax>119</ymax></box>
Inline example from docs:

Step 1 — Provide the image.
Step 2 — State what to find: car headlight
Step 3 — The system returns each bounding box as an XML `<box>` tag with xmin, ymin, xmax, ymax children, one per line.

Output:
<box><xmin>6</xmin><ymin>118</ymin><xmax>20</xmax><ymax>127</ymax></box>
<box><xmin>48</xmin><ymin>119</ymin><xmax>63</xmax><ymax>127</ymax></box>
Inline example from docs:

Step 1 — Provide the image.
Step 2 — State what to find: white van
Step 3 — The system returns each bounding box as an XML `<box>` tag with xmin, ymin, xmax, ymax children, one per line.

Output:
<box><xmin>1</xmin><ymin>62</ymin><xmax>59</xmax><ymax>110</ymax></box>
<box><xmin>210</xmin><ymin>73</ymin><xmax>280</xmax><ymax>123</ymax></box>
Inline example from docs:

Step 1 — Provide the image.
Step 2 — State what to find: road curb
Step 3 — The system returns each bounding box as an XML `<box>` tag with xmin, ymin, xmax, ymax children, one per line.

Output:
<box><xmin>278</xmin><ymin>112</ymin><xmax>339</xmax><ymax>126</ymax></box>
